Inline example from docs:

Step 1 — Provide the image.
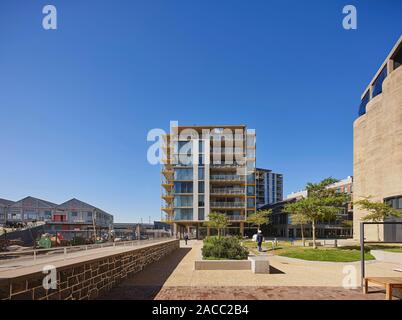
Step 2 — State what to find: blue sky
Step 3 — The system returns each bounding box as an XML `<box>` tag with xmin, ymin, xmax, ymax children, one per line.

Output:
<box><xmin>0</xmin><ymin>0</ymin><xmax>401</xmax><ymax>222</ymax></box>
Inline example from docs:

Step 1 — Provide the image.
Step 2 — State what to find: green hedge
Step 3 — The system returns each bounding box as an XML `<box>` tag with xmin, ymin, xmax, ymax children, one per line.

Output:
<box><xmin>202</xmin><ymin>236</ymin><xmax>249</xmax><ymax>260</ymax></box>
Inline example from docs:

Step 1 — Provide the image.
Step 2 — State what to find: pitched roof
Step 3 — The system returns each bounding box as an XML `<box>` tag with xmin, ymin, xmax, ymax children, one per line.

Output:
<box><xmin>10</xmin><ymin>196</ymin><xmax>57</xmax><ymax>209</ymax></box>
<box><xmin>0</xmin><ymin>198</ymin><xmax>14</xmax><ymax>206</ymax></box>
<box><xmin>57</xmin><ymin>198</ymin><xmax>111</xmax><ymax>216</ymax></box>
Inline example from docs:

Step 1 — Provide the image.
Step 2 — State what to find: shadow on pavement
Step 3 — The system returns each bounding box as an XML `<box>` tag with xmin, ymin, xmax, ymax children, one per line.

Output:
<box><xmin>269</xmin><ymin>266</ymin><xmax>285</xmax><ymax>274</ymax></box>
<box><xmin>98</xmin><ymin>247</ymin><xmax>191</xmax><ymax>300</ymax></box>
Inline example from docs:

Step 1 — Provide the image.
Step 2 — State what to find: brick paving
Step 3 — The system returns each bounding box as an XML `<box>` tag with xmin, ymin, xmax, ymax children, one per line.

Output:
<box><xmin>154</xmin><ymin>286</ymin><xmax>386</xmax><ymax>300</ymax></box>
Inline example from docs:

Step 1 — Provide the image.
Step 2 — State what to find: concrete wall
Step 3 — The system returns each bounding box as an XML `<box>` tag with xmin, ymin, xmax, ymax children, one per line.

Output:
<box><xmin>0</xmin><ymin>239</ymin><xmax>179</xmax><ymax>300</ymax></box>
<box><xmin>353</xmin><ymin>66</ymin><xmax>402</xmax><ymax>241</ymax></box>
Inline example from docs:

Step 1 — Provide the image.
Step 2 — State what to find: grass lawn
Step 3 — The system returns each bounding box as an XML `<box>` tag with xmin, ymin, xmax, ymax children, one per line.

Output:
<box><xmin>276</xmin><ymin>247</ymin><xmax>374</xmax><ymax>262</ymax></box>
<box><xmin>241</xmin><ymin>240</ymin><xmax>402</xmax><ymax>262</ymax></box>
<box><xmin>242</xmin><ymin>240</ymin><xmax>375</xmax><ymax>262</ymax></box>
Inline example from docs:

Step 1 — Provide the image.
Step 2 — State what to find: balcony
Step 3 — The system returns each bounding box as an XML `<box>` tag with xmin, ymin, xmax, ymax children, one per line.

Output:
<box><xmin>210</xmin><ymin>202</ymin><xmax>245</xmax><ymax>208</ymax></box>
<box><xmin>227</xmin><ymin>215</ymin><xmax>246</xmax><ymax>221</ymax></box>
<box><xmin>210</xmin><ymin>163</ymin><xmax>244</xmax><ymax>169</ymax></box>
<box><xmin>161</xmin><ymin>193</ymin><xmax>174</xmax><ymax>202</ymax></box>
<box><xmin>210</xmin><ymin>175</ymin><xmax>244</xmax><ymax>182</ymax></box>
<box><xmin>161</xmin><ymin>179</ymin><xmax>174</xmax><ymax>190</ymax></box>
<box><xmin>211</xmin><ymin>188</ymin><xmax>245</xmax><ymax>195</ymax></box>
<box><xmin>161</xmin><ymin>205</ymin><xmax>174</xmax><ymax>213</ymax></box>
<box><xmin>161</xmin><ymin>169</ymin><xmax>174</xmax><ymax>178</ymax></box>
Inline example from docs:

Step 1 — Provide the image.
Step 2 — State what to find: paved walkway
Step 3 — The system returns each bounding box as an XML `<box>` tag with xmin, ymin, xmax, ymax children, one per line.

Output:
<box><xmin>101</xmin><ymin>240</ymin><xmax>402</xmax><ymax>300</ymax></box>
<box><xmin>0</xmin><ymin>239</ymin><xmax>173</xmax><ymax>278</ymax></box>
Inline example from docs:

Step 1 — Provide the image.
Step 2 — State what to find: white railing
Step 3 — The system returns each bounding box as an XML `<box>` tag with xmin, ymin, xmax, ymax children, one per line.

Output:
<box><xmin>0</xmin><ymin>237</ymin><xmax>174</xmax><ymax>265</ymax></box>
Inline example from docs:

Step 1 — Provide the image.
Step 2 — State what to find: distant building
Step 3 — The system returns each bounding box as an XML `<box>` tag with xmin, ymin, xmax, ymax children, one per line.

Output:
<box><xmin>0</xmin><ymin>196</ymin><xmax>114</xmax><ymax>241</ymax></box>
<box><xmin>113</xmin><ymin>222</ymin><xmax>171</xmax><ymax>240</ymax></box>
<box><xmin>0</xmin><ymin>198</ymin><xmax>14</xmax><ymax>224</ymax></box>
<box><xmin>261</xmin><ymin>176</ymin><xmax>353</xmax><ymax>239</ymax></box>
<box><xmin>286</xmin><ymin>190</ymin><xmax>308</xmax><ymax>200</ymax></box>
<box><xmin>256</xmin><ymin>168</ymin><xmax>283</xmax><ymax>208</ymax></box>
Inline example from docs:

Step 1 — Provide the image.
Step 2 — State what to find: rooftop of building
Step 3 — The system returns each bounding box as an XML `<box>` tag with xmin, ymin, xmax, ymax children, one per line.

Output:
<box><xmin>361</xmin><ymin>35</ymin><xmax>402</xmax><ymax>99</ymax></box>
<box><xmin>286</xmin><ymin>176</ymin><xmax>353</xmax><ymax>199</ymax></box>
<box><xmin>0</xmin><ymin>196</ymin><xmax>113</xmax><ymax>217</ymax></box>
<box><xmin>0</xmin><ymin>198</ymin><xmax>14</xmax><ymax>206</ymax></box>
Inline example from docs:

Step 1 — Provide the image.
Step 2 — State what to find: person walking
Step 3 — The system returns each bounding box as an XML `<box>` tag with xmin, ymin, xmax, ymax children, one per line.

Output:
<box><xmin>184</xmin><ymin>232</ymin><xmax>189</xmax><ymax>245</ymax></box>
<box><xmin>256</xmin><ymin>230</ymin><xmax>263</xmax><ymax>252</ymax></box>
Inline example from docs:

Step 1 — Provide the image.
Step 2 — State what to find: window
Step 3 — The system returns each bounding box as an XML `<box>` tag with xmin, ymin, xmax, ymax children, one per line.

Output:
<box><xmin>247</xmin><ymin>186</ymin><xmax>255</xmax><ymax>196</ymax></box>
<box><xmin>247</xmin><ymin>173</ymin><xmax>255</xmax><ymax>184</ymax></box>
<box><xmin>385</xmin><ymin>195</ymin><xmax>402</xmax><ymax>210</ymax></box>
<box><xmin>174</xmin><ymin>196</ymin><xmax>193</xmax><ymax>207</ymax></box>
<box><xmin>174</xmin><ymin>182</ymin><xmax>193</xmax><ymax>193</ymax></box>
<box><xmin>71</xmin><ymin>211</ymin><xmax>78</xmax><ymax>217</ymax></box>
<box><xmin>198</xmin><ymin>181</ymin><xmax>204</xmax><ymax>193</ymax></box>
<box><xmin>173</xmin><ymin>208</ymin><xmax>193</xmax><ymax>221</ymax></box>
<box><xmin>178</xmin><ymin>141</ymin><xmax>192</xmax><ymax>153</ymax></box>
<box><xmin>358</xmin><ymin>91</ymin><xmax>370</xmax><ymax>116</ymax></box>
<box><xmin>198</xmin><ymin>208</ymin><xmax>205</xmax><ymax>220</ymax></box>
<box><xmin>198</xmin><ymin>195</ymin><xmax>204</xmax><ymax>207</ymax></box>
<box><xmin>247</xmin><ymin>198</ymin><xmax>255</xmax><ymax>208</ymax></box>
<box><xmin>174</xmin><ymin>168</ymin><xmax>193</xmax><ymax>180</ymax></box>
<box><xmin>372</xmin><ymin>67</ymin><xmax>387</xmax><ymax>98</ymax></box>
<box><xmin>198</xmin><ymin>167</ymin><xmax>204</xmax><ymax>180</ymax></box>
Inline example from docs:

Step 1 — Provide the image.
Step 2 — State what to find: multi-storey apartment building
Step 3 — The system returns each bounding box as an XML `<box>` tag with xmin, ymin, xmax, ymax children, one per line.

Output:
<box><xmin>0</xmin><ymin>196</ymin><xmax>114</xmax><ymax>240</ymax></box>
<box><xmin>161</xmin><ymin>124</ymin><xmax>256</xmax><ymax>238</ymax></box>
<box><xmin>354</xmin><ymin>36</ymin><xmax>402</xmax><ymax>241</ymax></box>
<box><xmin>256</xmin><ymin>168</ymin><xmax>283</xmax><ymax>208</ymax></box>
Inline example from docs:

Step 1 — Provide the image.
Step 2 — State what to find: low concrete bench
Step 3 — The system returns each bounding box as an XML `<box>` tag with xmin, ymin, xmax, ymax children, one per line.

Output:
<box><xmin>194</xmin><ymin>259</ymin><xmax>251</xmax><ymax>270</ymax></box>
<box><xmin>248</xmin><ymin>256</ymin><xmax>270</xmax><ymax>274</ymax></box>
<box><xmin>194</xmin><ymin>256</ymin><xmax>270</xmax><ymax>273</ymax></box>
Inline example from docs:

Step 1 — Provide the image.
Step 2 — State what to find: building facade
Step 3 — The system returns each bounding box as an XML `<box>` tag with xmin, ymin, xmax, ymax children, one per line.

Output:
<box><xmin>354</xmin><ymin>36</ymin><xmax>402</xmax><ymax>241</ymax></box>
<box><xmin>161</xmin><ymin>124</ymin><xmax>256</xmax><ymax>238</ymax></box>
<box><xmin>256</xmin><ymin>168</ymin><xmax>283</xmax><ymax>208</ymax></box>
<box><xmin>262</xmin><ymin>176</ymin><xmax>353</xmax><ymax>238</ymax></box>
<box><xmin>0</xmin><ymin>198</ymin><xmax>14</xmax><ymax>224</ymax></box>
<box><xmin>0</xmin><ymin>196</ymin><xmax>114</xmax><ymax>241</ymax></box>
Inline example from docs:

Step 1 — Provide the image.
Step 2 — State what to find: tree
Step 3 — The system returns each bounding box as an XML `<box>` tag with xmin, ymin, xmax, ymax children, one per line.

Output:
<box><xmin>287</xmin><ymin>178</ymin><xmax>350</xmax><ymax>249</ymax></box>
<box><xmin>203</xmin><ymin>212</ymin><xmax>229</xmax><ymax>238</ymax></box>
<box><xmin>355</xmin><ymin>197</ymin><xmax>401</xmax><ymax>241</ymax></box>
<box><xmin>284</xmin><ymin>202</ymin><xmax>310</xmax><ymax>246</ymax></box>
<box><xmin>246</xmin><ymin>209</ymin><xmax>272</xmax><ymax>230</ymax></box>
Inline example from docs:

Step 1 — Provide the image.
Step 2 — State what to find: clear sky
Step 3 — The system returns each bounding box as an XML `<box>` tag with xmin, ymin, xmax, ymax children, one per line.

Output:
<box><xmin>0</xmin><ymin>0</ymin><xmax>401</xmax><ymax>222</ymax></box>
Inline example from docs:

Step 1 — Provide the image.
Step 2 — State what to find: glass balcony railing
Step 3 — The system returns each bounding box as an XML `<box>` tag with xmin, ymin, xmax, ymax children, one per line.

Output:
<box><xmin>210</xmin><ymin>202</ymin><xmax>245</xmax><ymax>208</ymax></box>
<box><xmin>210</xmin><ymin>175</ymin><xmax>244</xmax><ymax>181</ymax></box>
<box><xmin>227</xmin><ymin>215</ymin><xmax>246</xmax><ymax>221</ymax></box>
<box><xmin>211</xmin><ymin>188</ymin><xmax>245</xmax><ymax>195</ymax></box>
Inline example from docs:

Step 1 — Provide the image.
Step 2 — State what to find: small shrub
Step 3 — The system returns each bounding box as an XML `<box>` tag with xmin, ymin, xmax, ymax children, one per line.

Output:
<box><xmin>202</xmin><ymin>236</ymin><xmax>249</xmax><ymax>260</ymax></box>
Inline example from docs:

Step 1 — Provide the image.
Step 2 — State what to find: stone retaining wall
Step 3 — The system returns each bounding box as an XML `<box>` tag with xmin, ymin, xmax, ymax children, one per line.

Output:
<box><xmin>0</xmin><ymin>239</ymin><xmax>179</xmax><ymax>300</ymax></box>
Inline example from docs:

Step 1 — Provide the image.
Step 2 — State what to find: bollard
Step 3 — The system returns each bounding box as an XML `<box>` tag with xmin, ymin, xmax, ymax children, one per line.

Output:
<box><xmin>33</xmin><ymin>250</ymin><xmax>36</xmax><ymax>261</ymax></box>
<box><xmin>63</xmin><ymin>247</ymin><xmax>67</xmax><ymax>260</ymax></box>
